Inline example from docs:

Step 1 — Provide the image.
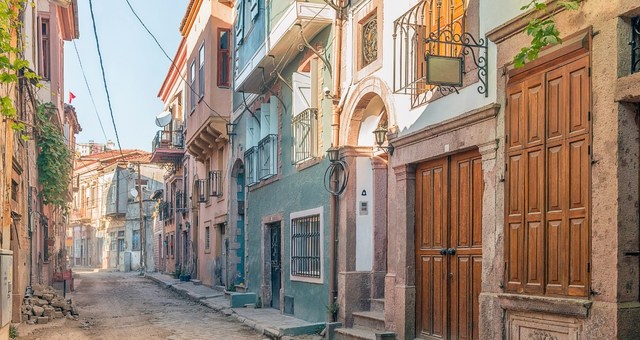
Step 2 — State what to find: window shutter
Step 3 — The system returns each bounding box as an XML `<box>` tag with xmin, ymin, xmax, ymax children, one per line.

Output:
<box><xmin>235</xmin><ymin>0</ymin><xmax>244</xmax><ymax>47</ymax></box>
<box><xmin>269</xmin><ymin>96</ymin><xmax>278</xmax><ymax>135</ymax></box>
<box><xmin>260</xmin><ymin>104</ymin><xmax>270</xmax><ymax>140</ymax></box>
<box><xmin>250</xmin><ymin>0</ymin><xmax>259</xmax><ymax>22</ymax></box>
<box><xmin>292</xmin><ymin>72</ymin><xmax>312</xmax><ymax>116</ymax></box>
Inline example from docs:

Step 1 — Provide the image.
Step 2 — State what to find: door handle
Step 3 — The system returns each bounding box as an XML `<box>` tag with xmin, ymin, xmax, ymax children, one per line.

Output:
<box><xmin>446</xmin><ymin>248</ymin><xmax>456</xmax><ymax>256</ymax></box>
<box><xmin>439</xmin><ymin>248</ymin><xmax>447</xmax><ymax>256</ymax></box>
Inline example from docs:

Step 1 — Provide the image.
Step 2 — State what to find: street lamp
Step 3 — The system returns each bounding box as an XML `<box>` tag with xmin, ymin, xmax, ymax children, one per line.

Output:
<box><xmin>373</xmin><ymin>126</ymin><xmax>394</xmax><ymax>155</ymax></box>
<box><xmin>226</xmin><ymin>122</ymin><xmax>236</xmax><ymax>136</ymax></box>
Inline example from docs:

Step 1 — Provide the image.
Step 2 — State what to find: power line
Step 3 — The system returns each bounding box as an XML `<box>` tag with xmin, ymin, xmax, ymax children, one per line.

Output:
<box><xmin>72</xmin><ymin>40</ymin><xmax>109</xmax><ymax>143</ymax></box>
<box><xmin>123</xmin><ymin>0</ymin><xmax>229</xmax><ymax>124</ymax></box>
<box><xmin>88</xmin><ymin>0</ymin><xmax>125</xmax><ymax>159</ymax></box>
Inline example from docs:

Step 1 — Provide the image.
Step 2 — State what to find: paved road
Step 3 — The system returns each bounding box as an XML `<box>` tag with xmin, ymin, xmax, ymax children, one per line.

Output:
<box><xmin>16</xmin><ymin>270</ymin><xmax>264</xmax><ymax>340</ymax></box>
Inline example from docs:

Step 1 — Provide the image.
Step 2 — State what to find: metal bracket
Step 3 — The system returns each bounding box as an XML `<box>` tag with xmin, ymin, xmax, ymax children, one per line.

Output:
<box><xmin>295</xmin><ymin>24</ymin><xmax>332</xmax><ymax>78</ymax></box>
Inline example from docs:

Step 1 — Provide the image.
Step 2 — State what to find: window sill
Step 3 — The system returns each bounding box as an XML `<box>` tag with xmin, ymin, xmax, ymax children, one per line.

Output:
<box><xmin>204</xmin><ymin>248</ymin><xmax>211</xmax><ymax>254</ymax></box>
<box><xmin>497</xmin><ymin>293</ymin><xmax>592</xmax><ymax>319</ymax></box>
<box><xmin>294</xmin><ymin>157</ymin><xmax>321</xmax><ymax>172</ymax></box>
<box><xmin>248</xmin><ymin>174</ymin><xmax>280</xmax><ymax>192</ymax></box>
<box><xmin>290</xmin><ymin>275</ymin><xmax>323</xmax><ymax>285</ymax></box>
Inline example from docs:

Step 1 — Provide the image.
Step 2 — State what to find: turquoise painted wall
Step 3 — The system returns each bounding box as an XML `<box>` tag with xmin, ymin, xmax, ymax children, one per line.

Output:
<box><xmin>237</xmin><ymin>26</ymin><xmax>334</xmax><ymax>323</ymax></box>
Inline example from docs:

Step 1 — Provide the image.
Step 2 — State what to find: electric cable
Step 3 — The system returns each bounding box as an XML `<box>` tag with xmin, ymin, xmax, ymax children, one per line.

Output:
<box><xmin>324</xmin><ymin>160</ymin><xmax>348</xmax><ymax>196</ymax></box>
<box><xmin>123</xmin><ymin>0</ymin><xmax>229</xmax><ymax>124</ymax></box>
<box><xmin>88</xmin><ymin>0</ymin><xmax>125</xmax><ymax>159</ymax></box>
<box><xmin>72</xmin><ymin>40</ymin><xmax>109</xmax><ymax>143</ymax></box>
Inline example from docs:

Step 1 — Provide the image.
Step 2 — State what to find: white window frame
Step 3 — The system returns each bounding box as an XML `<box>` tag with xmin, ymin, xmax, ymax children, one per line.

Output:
<box><xmin>198</xmin><ymin>42</ymin><xmax>205</xmax><ymax>99</ymax></box>
<box><xmin>289</xmin><ymin>206</ymin><xmax>323</xmax><ymax>284</ymax></box>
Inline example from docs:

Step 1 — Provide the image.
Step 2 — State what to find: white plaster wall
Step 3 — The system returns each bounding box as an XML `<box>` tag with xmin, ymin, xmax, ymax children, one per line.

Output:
<box><xmin>355</xmin><ymin>157</ymin><xmax>373</xmax><ymax>271</ymax></box>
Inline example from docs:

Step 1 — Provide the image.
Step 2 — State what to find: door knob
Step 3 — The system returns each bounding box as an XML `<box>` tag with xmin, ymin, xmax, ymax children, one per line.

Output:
<box><xmin>446</xmin><ymin>248</ymin><xmax>456</xmax><ymax>256</ymax></box>
<box><xmin>439</xmin><ymin>248</ymin><xmax>447</xmax><ymax>256</ymax></box>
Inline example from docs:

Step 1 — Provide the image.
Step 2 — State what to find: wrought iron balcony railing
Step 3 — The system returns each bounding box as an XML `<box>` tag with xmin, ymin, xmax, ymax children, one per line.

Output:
<box><xmin>208</xmin><ymin>170</ymin><xmax>223</xmax><ymax>197</ymax></box>
<box><xmin>195</xmin><ymin>179</ymin><xmax>208</xmax><ymax>203</ymax></box>
<box><xmin>258</xmin><ymin>134</ymin><xmax>277</xmax><ymax>180</ymax></box>
<box><xmin>632</xmin><ymin>17</ymin><xmax>640</xmax><ymax>74</ymax></box>
<box><xmin>244</xmin><ymin>147</ymin><xmax>258</xmax><ymax>186</ymax></box>
<box><xmin>292</xmin><ymin>108</ymin><xmax>317</xmax><ymax>164</ymax></box>
<box><xmin>151</xmin><ymin>129</ymin><xmax>184</xmax><ymax>153</ymax></box>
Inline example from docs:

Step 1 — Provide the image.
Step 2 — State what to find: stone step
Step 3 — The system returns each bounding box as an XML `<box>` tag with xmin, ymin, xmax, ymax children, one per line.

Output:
<box><xmin>190</xmin><ymin>279</ymin><xmax>202</xmax><ymax>285</ymax></box>
<box><xmin>334</xmin><ymin>327</ymin><xmax>396</xmax><ymax>340</ymax></box>
<box><xmin>370</xmin><ymin>298</ymin><xmax>385</xmax><ymax>313</ymax></box>
<box><xmin>353</xmin><ymin>311</ymin><xmax>385</xmax><ymax>331</ymax></box>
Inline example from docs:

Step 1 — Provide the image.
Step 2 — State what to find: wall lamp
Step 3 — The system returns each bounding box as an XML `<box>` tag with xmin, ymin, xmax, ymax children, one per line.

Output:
<box><xmin>226</xmin><ymin>122</ymin><xmax>237</xmax><ymax>136</ymax></box>
<box><xmin>373</xmin><ymin>127</ymin><xmax>394</xmax><ymax>155</ymax></box>
<box><xmin>326</xmin><ymin>146</ymin><xmax>340</xmax><ymax>163</ymax></box>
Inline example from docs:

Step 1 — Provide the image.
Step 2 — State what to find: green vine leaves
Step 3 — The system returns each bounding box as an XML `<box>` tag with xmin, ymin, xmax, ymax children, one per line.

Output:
<box><xmin>36</xmin><ymin>102</ymin><xmax>72</xmax><ymax>209</ymax></box>
<box><xmin>0</xmin><ymin>0</ymin><xmax>41</xmax><ymax>138</ymax></box>
<box><xmin>514</xmin><ymin>0</ymin><xmax>581</xmax><ymax>68</ymax></box>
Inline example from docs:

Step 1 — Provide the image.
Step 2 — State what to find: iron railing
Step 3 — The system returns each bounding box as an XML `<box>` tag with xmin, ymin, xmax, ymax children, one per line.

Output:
<box><xmin>152</xmin><ymin>129</ymin><xmax>184</xmax><ymax>153</ymax></box>
<box><xmin>175</xmin><ymin>190</ymin><xmax>187</xmax><ymax>212</ymax></box>
<box><xmin>244</xmin><ymin>147</ymin><xmax>258</xmax><ymax>186</ymax></box>
<box><xmin>632</xmin><ymin>17</ymin><xmax>640</xmax><ymax>74</ymax></box>
<box><xmin>292</xmin><ymin>108</ymin><xmax>317</xmax><ymax>164</ymax></box>
<box><xmin>258</xmin><ymin>134</ymin><xmax>278</xmax><ymax>179</ymax></box>
<box><xmin>208</xmin><ymin>170</ymin><xmax>222</xmax><ymax>197</ymax></box>
<box><xmin>195</xmin><ymin>179</ymin><xmax>208</xmax><ymax>203</ymax></box>
<box><xmin>290</xmin><ymin>214</ymin><xmax>321</xmax><ymax>278</ymax></box>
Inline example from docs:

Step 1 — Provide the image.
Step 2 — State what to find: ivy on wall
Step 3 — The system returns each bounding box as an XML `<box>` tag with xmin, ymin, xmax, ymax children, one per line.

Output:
<box><xmin>514</xmin><ymin>0</ymin><xmax>581</xmax><ymax>67</ymax></box>
<box><xmin>35</xmin><ymin>102</ymin><xmax>72</xmax><ymax>208</ymax></box>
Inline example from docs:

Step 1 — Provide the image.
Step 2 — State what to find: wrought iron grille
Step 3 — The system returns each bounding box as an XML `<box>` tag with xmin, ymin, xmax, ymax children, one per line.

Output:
<box><xmin>208</xmin><ymin>170</ymin><xmax>222</xmax><ymax>197</ymax></box>
<box><xmin>167</xmin><ymin>200</ymin><xmax>174</xmax><ymax>219</ymax></box>
<box><xmin>244</xmin><ymin>147</ymin><xmax>258</xmax><ymax>185</ymax></box>
<box><xmin>152</xmin><ymin>128</ymin><xmax>184</xmax><ymax>153</ymax></box>
<box><xmin>362</xmin><ymin>16</ymin><xmax>378</xmax><ymax>66</ymax></box>
<box><xmin>258</xmin><ymin>134</ymin><xmax>277</xmax><ymax>180</ymax></box>
<box><xmin>393</xmin><ymin>0</ymin><xmax>487</xmax><ymax>108</ymax></box>
<box><xmin>175</xmin><ymin>190</ymin><xmax>186</xmax><ymax>212</ymax></box>
<box><xmin>290</xmin><ymin>214</ymin><xmax>321</xmax><ymax>278</ymax></box>
<box><xmin>292</xmin><ymin>108</ymin><xmax>318</xmax><ymax>164</ymax></box>
<box><xmin>632</xmin><ymin>16</ymin><xmax>640</xmax><ymax>74</ymax></box>
<box><xmin>195</xmin><ymin>179</ymin><xmax>208</xmax><ymax>203</ymax></box>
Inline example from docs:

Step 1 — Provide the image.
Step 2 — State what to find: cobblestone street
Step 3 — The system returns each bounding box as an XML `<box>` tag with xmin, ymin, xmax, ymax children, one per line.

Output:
<box><xmin>15</xmin><ymin>270</ymin><xmax>264</xmax><ymax>340</ymax></box>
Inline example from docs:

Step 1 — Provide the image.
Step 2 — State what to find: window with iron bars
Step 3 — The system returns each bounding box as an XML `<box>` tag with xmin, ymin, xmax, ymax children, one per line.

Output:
<box><xmin>195</xmin><ymin>179</ymin><xmax>208</xmax><ymax>203</ymax></box>
<box><xmin>175</xmin><ymin>190</ymin><xmax>186</xmax><ymax>212</ymax></box>
<box><xmin>258</xmin><ymin>134</ymin><xmax>277</xmax><ymax>179</ymax></box>
<box><xmin>632</xmin><ymin>16</ymin><xmax>640</xmax><ymax>74</ymax></box>
<box><xmin>290</xmin><ymin>214</ymin><xmax>321</xmax><ymax>279</ymax></box>
<box><xmin>208</xmin><ymin>170</ymin><xmax>222</xmax><ymax>197</ymax></box>
<box><xmin>292</xmin><ymin>108</ymin><xmax>318</xmax><ymax>164</ymax></box>
<box><xmin>244</xmin><ymin>147</ymin><xmax>258</xmax><ymax>185</ymax></box>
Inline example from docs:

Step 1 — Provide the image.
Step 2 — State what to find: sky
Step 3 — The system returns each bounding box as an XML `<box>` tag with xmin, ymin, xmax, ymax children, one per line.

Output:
<box><xmin>64</xmin><ymin>0</ymin><xmax>191</xmax><ymax>151</ymax></box>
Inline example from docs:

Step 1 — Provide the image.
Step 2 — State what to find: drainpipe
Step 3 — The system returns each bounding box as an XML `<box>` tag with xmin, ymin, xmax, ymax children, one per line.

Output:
<box><xmin>328</xmin><ymin>1</ymin><xmax>344</xmax><ymax>323</ymax></box>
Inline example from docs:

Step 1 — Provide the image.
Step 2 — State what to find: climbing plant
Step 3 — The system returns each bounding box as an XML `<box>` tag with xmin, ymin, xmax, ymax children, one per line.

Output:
<box><xmin>35</xmin><ymin>102</ymin><xmax>72</xmax><ymax>208</ymax></box>
<box><xmin>0</xmin><ymin>0</ymin><xmax>40</xmax><ymax>135</ymax></box>
<box><xmin>514</xmin><ymin>0</ymin><xmax>581</xmax><ymax>68</ymax></box>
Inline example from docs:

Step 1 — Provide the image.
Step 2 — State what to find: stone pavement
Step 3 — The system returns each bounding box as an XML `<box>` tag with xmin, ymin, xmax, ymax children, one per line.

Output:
<box><xmin>146</xmin><ymin>272</ymin><xmax>325</xmax><ymax>339</ymax></box>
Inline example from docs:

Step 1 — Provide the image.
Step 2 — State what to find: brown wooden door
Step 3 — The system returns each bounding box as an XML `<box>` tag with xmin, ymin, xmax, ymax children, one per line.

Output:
<box><xmin>416</xmin><ymin>150</ymin><xmax>483</xmax><ymax>339</ymax></box>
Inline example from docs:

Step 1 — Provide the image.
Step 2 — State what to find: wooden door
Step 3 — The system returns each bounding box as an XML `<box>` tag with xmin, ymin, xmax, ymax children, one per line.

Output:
<box><xmin>416</xmin><ymin>150</ymin><xmax>483</xmax><ymax>339</ymax></box>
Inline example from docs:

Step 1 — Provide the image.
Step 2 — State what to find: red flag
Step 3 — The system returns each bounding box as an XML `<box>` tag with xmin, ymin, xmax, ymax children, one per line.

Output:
<box><xmin>69</xmin><ymin>92</ymin><xmax>76</xmax><ymax>104</ymax></box>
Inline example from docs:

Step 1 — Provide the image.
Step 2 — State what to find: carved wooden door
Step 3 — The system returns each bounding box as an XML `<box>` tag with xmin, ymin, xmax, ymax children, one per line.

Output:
<box><xmin>416</xmin><ymin>150</ymin><xmax>483</xmax><ymax>339</ymax></box>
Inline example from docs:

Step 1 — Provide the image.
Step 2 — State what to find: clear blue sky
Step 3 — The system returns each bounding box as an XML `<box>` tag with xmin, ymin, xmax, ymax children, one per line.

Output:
<box><xmin>64</xmin><ymin>0</ymin><xmax>190</xmax><ymax>151</ymax></box>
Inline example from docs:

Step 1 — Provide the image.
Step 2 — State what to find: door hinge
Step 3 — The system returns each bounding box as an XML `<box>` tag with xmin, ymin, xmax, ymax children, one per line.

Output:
<box><xmin>505</xmin><ymin>162</ymin><xmax>508</xmax><ymax>171</ymax></box>
<box><xmin>588</xmin><ymin>145</ymin><xmax>591</xmax><ymax>155</ymax></box>
<box><xmin>505</xmin><ymin>97</ymin><xmax>508</xmax><ymax>106</ymax></box>
<box><xmin>588</xmin><ymin>111</ymin><xmax>591</xmax><ymax>121</ymax></box>
<box><xmin>588</xmin><ymin>67</ymin><xmax>591</xmax><ymax>77</ymax></box>
<box><xmin>587</xmin><ymin>262</ymin><xmax>591</xmax><ymax>273</ymax></box>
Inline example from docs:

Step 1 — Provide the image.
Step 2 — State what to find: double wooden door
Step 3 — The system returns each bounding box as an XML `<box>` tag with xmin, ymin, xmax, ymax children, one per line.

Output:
<box><xmin>416</xmin><ymin>150</ymin><xmax>483</xmax><ymax>339</ymax></box>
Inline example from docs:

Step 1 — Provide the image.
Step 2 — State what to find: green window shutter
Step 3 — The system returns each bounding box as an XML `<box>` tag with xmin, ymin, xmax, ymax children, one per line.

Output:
<box><xmin>250</xmin><ymin>0</ymin><xmax>259</xmax><ymax>22</ymax></box>
<box><xmin>235</xmin><ymin>0</ymin><xmax>244</xmax><ymax>46</ymax></box>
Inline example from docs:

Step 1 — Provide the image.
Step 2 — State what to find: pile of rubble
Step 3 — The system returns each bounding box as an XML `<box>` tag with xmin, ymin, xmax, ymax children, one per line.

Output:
<box><xmin>20</xmin><ymin>284</ymin><xmax>79</xmax><ymax>324</ymax></box>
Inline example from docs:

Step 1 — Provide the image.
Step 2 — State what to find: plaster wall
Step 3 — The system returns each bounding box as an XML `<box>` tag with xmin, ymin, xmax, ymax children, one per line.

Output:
<box><xmin>354</xmin><ymin>157</ymin><xmax>373</xmax><ymax>272</ymax></box>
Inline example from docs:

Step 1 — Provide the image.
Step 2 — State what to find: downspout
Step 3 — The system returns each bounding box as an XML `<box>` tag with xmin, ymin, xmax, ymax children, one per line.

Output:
<box><xmin>328</xmin><ymin>1</ymin><xmax>344</xmax><ymax>323</ymax></box>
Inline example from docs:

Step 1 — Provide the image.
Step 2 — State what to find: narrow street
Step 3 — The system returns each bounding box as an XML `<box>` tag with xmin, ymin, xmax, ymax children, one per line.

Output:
<box><xmin>15</xmin><ymin>270</ymin><xmax>263</xmax><ymax>340</ymax></box>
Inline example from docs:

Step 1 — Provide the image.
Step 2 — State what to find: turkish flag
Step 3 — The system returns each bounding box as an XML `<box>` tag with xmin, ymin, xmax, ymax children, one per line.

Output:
<box><xmin>69</xmin><ymin>92</ymin><xmax>76</xmax><ymax>104</ymax></box>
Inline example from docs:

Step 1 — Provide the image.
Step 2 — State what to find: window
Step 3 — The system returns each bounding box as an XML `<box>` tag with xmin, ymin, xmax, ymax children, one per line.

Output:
<box><xmin>218</xmin><ymin>29</ymin><xmax>231</xmax><ymax>87</ymax></box>
<box><xmin>132</xmin><ymin>230</ymin><xmax>141</xmax><ymax>251</ymax></box>
<box><xmin>195</xmin><ymin>179</ymin><xmax>208</xmax><ymax>203</ymax></box>
<box><xmin>292</xmin><ymin>61</ymin><xmax>318</xmax><ymax>164</ymax></box>
<box><xmin>198</xmin><ymin>43</ymin><xmax>205</xmax><ymax>98</ymax></box>
<box><xmin>205</xmin><ymin>225</ymin><xmax>211</xmax><ymax>250</ymax></box>
<box><xmin>244</xmin><ymin>147</ymin><xmax>258</xmax><ymax>185</ymax></box>
<box><xmin>11</xmin><ymin>180</ymin><xmax>18</xmax><ymax>202</ymax></box>
<box><xmin>290</xmin><ymin>208</ymin><xmax>323</xmax><ymax>282</ymax></box>
<box><xmin>165</xmin><ymin>236</ymin><xmax>169</xmax><ymax>257</ymax></box>
<box><xmin>170</xmin><ymin>234</ymin><xmax>175</xmax><ymax>257</ymax></box>
<box><xmin>190</xmin><ymin>60</ymin><xmax>196</xmax><ymax>112</ymax></box>
<box><xmin>505</xmin><ymin>55</ymin><xmax>591</xmax><ymax>297</ymax></box>
<box><xmin>208</xmin><ymin>170</ymin><xmax>222</xmax><ymax>197</ymax></box>
<box><xmin>39</xmin><ymin>17</ymin><xmax>50</xmax><ymax>79</ymax></box>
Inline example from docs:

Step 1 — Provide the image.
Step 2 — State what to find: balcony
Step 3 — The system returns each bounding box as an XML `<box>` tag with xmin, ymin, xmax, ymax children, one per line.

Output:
<box><xmin>258</xmin><ymin>134</ymin><xmax>277</xmax><ymax>180</ymax></box>
<box><xmin>208</xmin><ymin>170</ymin><xmax>223</xmax><ymax>197</ymax></box>
<box><xmin>244</xmin><ymin>147</ymin><xmax>258</xmax><ymax>186</ymax></box>
<box><xmin>292</xmin><ymin>108</ymin><xmax>318</xmax><ymax>164</ymax></box>
<box><xmin>150</xmin><ymin>129</ymin><xmax>184</xmax><ymax>163</ymax></box>
<box><xmin>234</xmin><ymin>0</ymin><xmax>334</xmax><ymax>93</ymax></box>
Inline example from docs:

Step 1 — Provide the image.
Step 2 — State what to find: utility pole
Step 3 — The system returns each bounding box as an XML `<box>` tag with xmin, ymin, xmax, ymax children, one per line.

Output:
<box><xmin>137</xmin><ymin>162</ymin><xmax>145</xmax><ymax>272</ymax></box>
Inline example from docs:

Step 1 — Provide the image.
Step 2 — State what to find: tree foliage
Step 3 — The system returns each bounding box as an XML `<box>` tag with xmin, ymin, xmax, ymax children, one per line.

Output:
<box><xmin>36</xmin><ymin>102</ymin><xmax>72</xmax><ymax>208</ymax></box>
<box><xmin>514</xmin><ymin>0</ymin><xmax>581</xmax><ymax>68</ymax></box>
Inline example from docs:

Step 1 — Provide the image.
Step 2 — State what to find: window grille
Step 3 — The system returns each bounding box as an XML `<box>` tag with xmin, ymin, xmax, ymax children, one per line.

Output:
<box><xmin>208</xmin><ymin>170</ymin><xmax>222</xmax><ymax>197</ymax></box>
<box><xmin>244</xmin><ymin>147</ymin><xmax>258</xmax><ymax>185</ymax></box>
<box><xmin>632</xmin><ymin>17</ymin><xmax>640</xmax><ymax>74</ymax></box>
<box><xmin>292</xmin><ymin>108</ymin><xmax>317</xmax><ymax>164</ymax></box>
<box><xmin>195</xmin><ymin>179</ymin><xmax>208</xmax><ymax>203</ymax></box>
<box><xmin>175</xmin><ymin>190</ymin><xmax>185</xmax><ymax>212</ymax></box>
<box><xmin>290</xmin><ymin>214</ymin><xmax>321</xmax><ymax>278</ymax></box>
<box><xmin>205</xmin><ymin>226</ymin><xmax>211</xmax><ymax>250</ymax></box>
<box><xmin>258</xmin><ymin>134</ymin><xmax>277</xmax><ymax>179</ymax></box>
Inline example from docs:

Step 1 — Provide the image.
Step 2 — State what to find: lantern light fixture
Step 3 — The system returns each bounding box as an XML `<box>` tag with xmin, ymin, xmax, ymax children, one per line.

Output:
<box><xmin>226</xmin><ymin>122</ymin><xmax>237</xmax><ymax>136</ymax></box>
<box><xmin>326</xmin><ymin>146</ymin><xmax>340</xmax><ymax>163</ymax></box>
<box><xmin>373</xmin><ymin>126</ymin><xmax>394</xmax><ymax>155</ymax></box>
